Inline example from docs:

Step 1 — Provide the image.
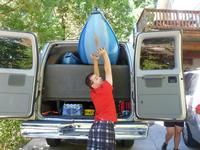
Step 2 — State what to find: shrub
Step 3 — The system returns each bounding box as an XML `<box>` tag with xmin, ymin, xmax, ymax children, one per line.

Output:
<box><xmin>0</xmin><ymin>120</ymin><xmax>29</xmax><ymax>150</ymax></box>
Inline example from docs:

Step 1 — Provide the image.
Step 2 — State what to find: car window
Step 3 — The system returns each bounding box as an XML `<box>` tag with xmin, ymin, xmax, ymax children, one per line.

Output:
<box><xmin>184</xmin><ymin>73</ymin><xmax>199</xmax><ymax>95</ymax></box>
<box><xmin>0</xmin><ymin>36</ymin><xmax>32</xmax><ymax>69</ymax></box>
<box><xmin>140</xmin><ymin>37</ymin><xmax>175</xmax><ymax>70</ymax></box>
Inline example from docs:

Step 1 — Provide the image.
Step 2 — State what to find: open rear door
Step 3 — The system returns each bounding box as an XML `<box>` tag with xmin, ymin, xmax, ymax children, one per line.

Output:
<box><xmin>0</xmin><ymin>30</ymin><xmax>38</xmax><ymax>119</ymax></box>
<box><xmin>135</xmin><ymin>30</ymin><xmax>186</xmax><ymax>121</ymax></box>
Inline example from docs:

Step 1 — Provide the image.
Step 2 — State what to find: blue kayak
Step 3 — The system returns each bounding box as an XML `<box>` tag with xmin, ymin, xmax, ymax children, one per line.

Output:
<box><xmin>78</xmin><ymin>8</ymin><xmax>119</xmax><ymax>64</ymax></box>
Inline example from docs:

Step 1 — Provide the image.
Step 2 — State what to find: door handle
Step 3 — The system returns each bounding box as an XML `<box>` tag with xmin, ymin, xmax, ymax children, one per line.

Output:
<box><xmin>142</xmin><ymin>76</ymin><xmax>165</xmax><ymax>80</ymax></box>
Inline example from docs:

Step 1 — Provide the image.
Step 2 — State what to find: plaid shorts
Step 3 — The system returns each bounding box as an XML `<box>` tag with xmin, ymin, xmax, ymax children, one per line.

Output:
<box><xmin>87</xmin><ymin>121</ymin><xmax>116</xmax><ymax>150</ymax></box>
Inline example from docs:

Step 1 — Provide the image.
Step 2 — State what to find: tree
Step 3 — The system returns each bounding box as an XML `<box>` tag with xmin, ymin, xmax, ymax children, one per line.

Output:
<box><xmin>0</xmin><ymin>37</ymin><xmax>32</xmax><ymax>68</ymax></box>
<box><xmin>0</xmin><ymin>0</ymin><xmax>157</xmax><ymax>47</ymax></box>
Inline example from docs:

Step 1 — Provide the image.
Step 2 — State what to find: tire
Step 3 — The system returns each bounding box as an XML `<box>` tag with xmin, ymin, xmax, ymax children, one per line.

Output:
<box><xmin>118</xmin><ymin>140</ymin><xmax>134</xmax><ymax>148</ymax></box>
<box><xmin>182</xmin><ymin>123</ymin><xmax>198</xmax><ymax>147</ymax></box>
<box><xmin>46</xmin><ymin>139</ymin><xmax>61</xmax><ymax>147</ymax></box>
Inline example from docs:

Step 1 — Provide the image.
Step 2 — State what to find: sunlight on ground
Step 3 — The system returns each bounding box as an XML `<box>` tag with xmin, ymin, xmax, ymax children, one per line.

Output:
<box><xmin>154</xmin><ymin>121</ymin><xmax>164</xmax><ymax>126</ymax></box>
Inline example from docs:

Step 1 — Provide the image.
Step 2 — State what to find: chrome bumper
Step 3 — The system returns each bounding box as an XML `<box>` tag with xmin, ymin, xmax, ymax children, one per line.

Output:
<box><xmin>21</xmin><ymin>121</ymin><xmax>149</xmax><ymax>140</ymax></box>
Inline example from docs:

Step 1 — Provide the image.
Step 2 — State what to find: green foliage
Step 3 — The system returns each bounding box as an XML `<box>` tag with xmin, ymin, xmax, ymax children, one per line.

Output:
<box><xmin>0</xmin><ymin>0</ymin><xmax>157</xmax><ymax>47</ymax></box>
<box><xmin>0</xmin><ymin>120</ymin><xmax>28</xmax><ymax>150</ymax></box>
<box><xmin>134</xmin><ymin>0</ymin><xmax>157</xmax><ymax>8</ymax></box>
<box><xmin>0</xmin><ymin>37</ymin><xmax>32</xmax><ymax>69</ymax></box>
<box><xmin>72</xmin><ymin>0</ymin><xmax>134</xmax><ymax>40</ymax></box>
<box><xmin>142</xmin><ymin>59</ymin><xmax>169</xmax><ymax>69</ymax></box>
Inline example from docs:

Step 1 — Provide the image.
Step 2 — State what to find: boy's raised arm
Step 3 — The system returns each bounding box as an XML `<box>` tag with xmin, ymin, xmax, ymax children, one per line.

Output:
<box><xmin>97</xmin><ymin>48</ymin><xmax>112</xmax><ymax>85</ymax></box>
<box><xmin>91</xmin><ymin>53</ymin><xmax>100</xmax><ymax>77</ymax></box>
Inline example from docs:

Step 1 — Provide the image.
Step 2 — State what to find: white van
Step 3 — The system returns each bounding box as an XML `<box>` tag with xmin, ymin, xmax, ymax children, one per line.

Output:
<box><xmin>0</xmin><ymin>30</ymin><xmax>186</xmax><ymax>147</ymax></box>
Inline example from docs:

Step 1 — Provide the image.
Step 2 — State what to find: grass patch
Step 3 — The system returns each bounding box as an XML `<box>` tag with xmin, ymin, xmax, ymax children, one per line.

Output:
<box><xmin>0</xmin><ymin>120</ymin><xmax>30</xmax><ymax>150</ymax></box>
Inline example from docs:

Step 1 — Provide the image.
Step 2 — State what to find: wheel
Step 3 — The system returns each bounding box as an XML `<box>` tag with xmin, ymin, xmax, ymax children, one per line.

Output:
<box><xmin>123</xmin><ymin>140</ymin><xmax>134</xmax><ymax>147</ymax></box>
<box><xmin>182</xmin><ymin>123</ymin><xmax>198</xmax><ymax>147</ymax></box>
<box><xmin>118</xmin><ymin>140</ymin><xmax>134</xmax><ymax>148</ymax></box>
<box><xmin>46</xmin><ymin>139</ymin><xmax>61</xmax><ymax>147</ymax></box>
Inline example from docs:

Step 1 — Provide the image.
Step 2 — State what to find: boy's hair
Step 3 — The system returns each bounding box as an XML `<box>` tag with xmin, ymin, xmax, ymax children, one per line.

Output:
<box><xmin>85</xmin><ymin>72</ymin><xmax>94</xmax><ymax>89</ymax></box>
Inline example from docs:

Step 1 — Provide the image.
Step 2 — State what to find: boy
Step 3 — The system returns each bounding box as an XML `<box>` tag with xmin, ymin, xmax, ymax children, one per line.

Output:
<box><xmin>85</xmin><ymin>48</ymin><xmax>117</xmax><ymax>150</ymax></box>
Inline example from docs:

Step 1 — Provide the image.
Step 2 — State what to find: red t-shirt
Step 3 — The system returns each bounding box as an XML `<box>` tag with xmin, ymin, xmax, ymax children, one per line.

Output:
<box><xmin>90</xmin><ymin>80</ymin><xmax>117</xmax><ymax>122</ymax></box>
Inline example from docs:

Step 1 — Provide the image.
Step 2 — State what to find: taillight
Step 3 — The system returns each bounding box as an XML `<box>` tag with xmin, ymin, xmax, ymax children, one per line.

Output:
<box><xmin>195</xmin><ymin>104</ymin><xmax>200</xmax><ymax>114</ymax></box>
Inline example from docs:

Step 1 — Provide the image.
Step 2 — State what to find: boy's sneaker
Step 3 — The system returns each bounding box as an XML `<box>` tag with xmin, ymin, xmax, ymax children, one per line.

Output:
<box><xmin>161</xmin><ymin>142</ymin><xmax>167</xmax><ymax>150</ymax></box>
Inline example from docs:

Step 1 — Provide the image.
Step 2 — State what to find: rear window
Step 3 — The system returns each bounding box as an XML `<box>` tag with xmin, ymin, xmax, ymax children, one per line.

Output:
<box><xmin>140</xmin><ymin>37</ymin><xmax>175</xmax><ymax>70</ymax></box>
<box><xmin>0</xmin><ymin>36</ymin><xmax>32</xmax><ymax>69</ymax></box>
<box><xmin>184</xmin><ymin>73</ymin><xmax>199</xmax><ymax>95</ymax></box>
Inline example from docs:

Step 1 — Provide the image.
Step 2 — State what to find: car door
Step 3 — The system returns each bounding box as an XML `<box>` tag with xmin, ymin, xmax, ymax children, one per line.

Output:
<box><xmin>0</xmin><ymin>30</ymin><xmax>38</xmax><ymax>118</ymax></box>
<box><xmin>135</xmin><ymin>30</ymin><xmax>186</xmax><ymax>120</ymax></box>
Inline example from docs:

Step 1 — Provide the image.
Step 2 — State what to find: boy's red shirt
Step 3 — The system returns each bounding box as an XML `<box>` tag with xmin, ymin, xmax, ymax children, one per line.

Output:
<box><xmin>90</xmin><ymin>80</ymin><xmax>117</xmax><ymax>122</ymax></box>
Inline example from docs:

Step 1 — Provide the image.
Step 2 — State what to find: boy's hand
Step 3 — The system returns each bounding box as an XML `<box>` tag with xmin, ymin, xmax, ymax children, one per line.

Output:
<box><xmin>90</xmin><ymin>53</ymin><xmax>100</xmax><ymax>61</ymax></box>
<box><xmin>96</xmin><ymin>48</ymin><xmax>107</xmax><ymax>56</ymax></box>
<box><xmin>90</xmin><ymin>48</ymin><xmax>107</xmax><ymax>62</ymax></box>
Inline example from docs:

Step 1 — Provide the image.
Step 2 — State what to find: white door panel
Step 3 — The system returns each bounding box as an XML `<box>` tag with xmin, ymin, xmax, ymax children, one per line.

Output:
<box><xmin>135</xmin><ymin>30</ymin><xmax>186</xmax><ymax>120</ymax></box>
<box><xmin>0</xmin><ymin>30</ymin><xmax>38</xmax><ymax>118</ymax></box>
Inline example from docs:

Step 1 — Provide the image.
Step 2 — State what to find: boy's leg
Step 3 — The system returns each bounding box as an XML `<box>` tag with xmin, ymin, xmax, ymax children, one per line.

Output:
<box><xmin>87</xmin><ymin>121</ymin><xmax>116</xmax><ymax>150</ymax></box>
<box><xmin>87</xmin><ymin>123</ymin><xmax>96</xmax><ymax>150</ymax></box>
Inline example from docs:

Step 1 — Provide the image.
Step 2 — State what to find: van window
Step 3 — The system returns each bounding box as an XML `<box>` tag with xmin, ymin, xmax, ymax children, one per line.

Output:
<box><xmin>140</xmin><ymin>37</ymin><xmax>175</xmax><ymax>70</ymax></box>
<box><xmin>184</xmin><ymin>73</ymin><xmax>199</xmax><ymax>95</ymax></box>
<box><xmin>0</xmin><ymin>37</ymin><xmax>32</xmax><ymax>69</ymax></box>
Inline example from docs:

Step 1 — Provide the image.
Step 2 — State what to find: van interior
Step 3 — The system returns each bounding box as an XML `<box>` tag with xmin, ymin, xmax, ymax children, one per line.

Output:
<box><xmin>41</xmin><ymin>42</ymin><xmax>132</xmax><ymax>120</ymax></box>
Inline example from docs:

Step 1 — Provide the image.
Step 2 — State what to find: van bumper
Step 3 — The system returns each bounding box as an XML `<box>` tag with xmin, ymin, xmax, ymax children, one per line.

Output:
<box><xmin>21</xmin><ymin>120</ymin><xmax>149</xmax><ymax>140</ymax></box>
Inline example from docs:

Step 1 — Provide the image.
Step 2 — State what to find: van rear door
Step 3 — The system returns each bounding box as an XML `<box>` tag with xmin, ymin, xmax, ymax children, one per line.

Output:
<box><xmin>0</xmin><ymin>30</ymin><xmax>38</xmax><ymax>118</ymax></box>
<box><xmin>135</xmin><ymin>30</ymin><xmax>186</xmax><ymax>120</ymax></box>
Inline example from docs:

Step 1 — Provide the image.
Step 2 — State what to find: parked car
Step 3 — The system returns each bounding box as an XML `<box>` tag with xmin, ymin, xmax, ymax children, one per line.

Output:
<box><xmin>183</xmin><ymin>69</ymin><xmax>200</xmax><ymax>147</ymax></box>
<box><xmin>0</xmin><ymin>30</ymin><xmax>186</xmax><ymax>148</ymax></box>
